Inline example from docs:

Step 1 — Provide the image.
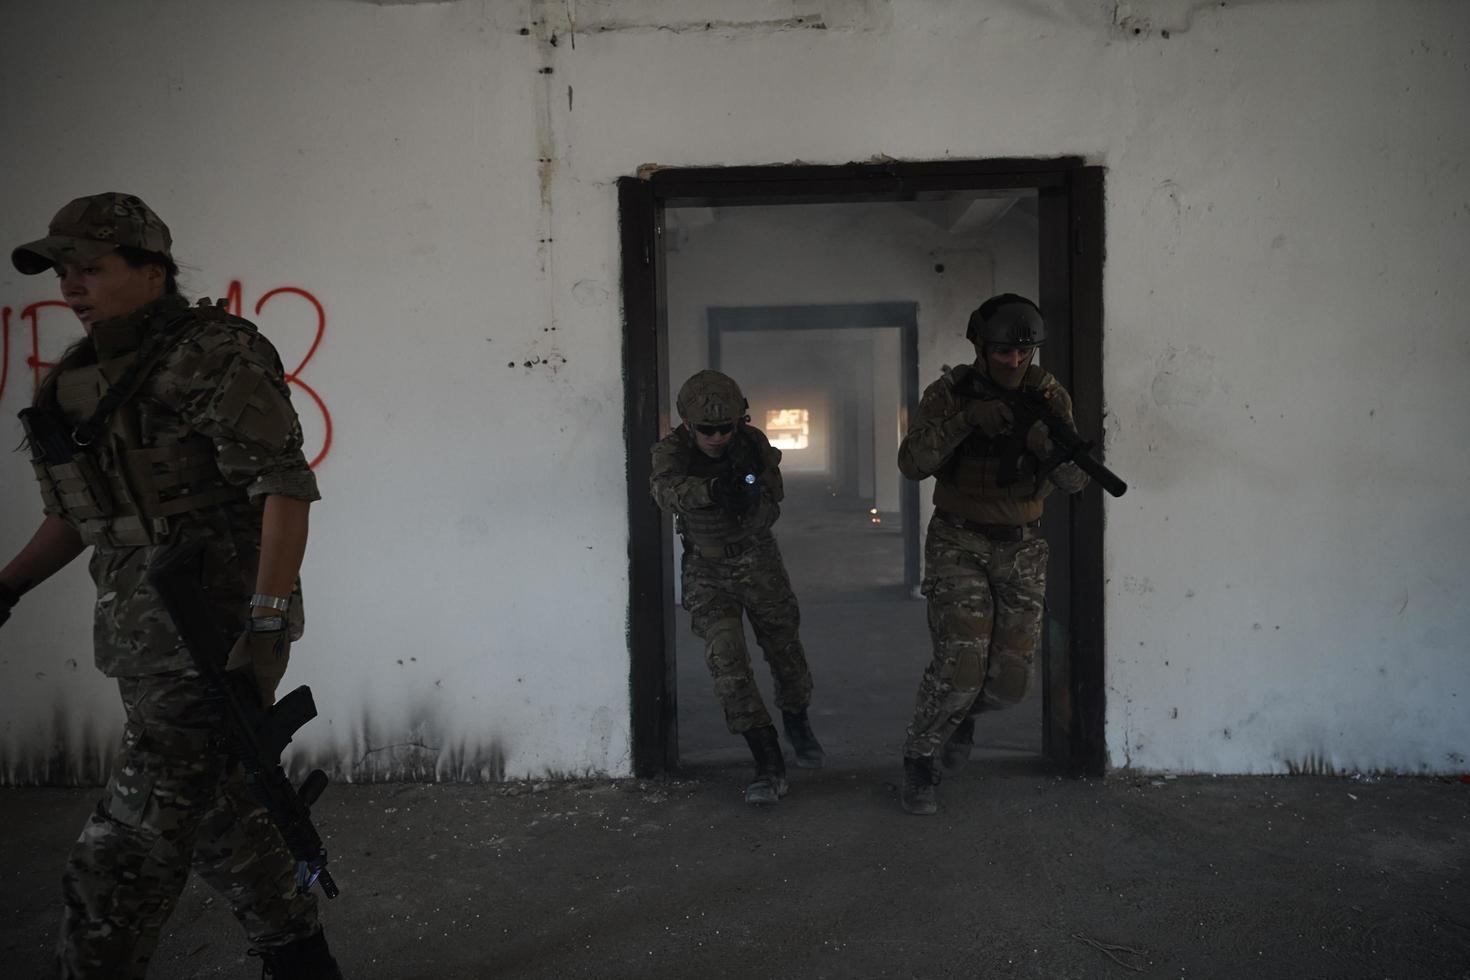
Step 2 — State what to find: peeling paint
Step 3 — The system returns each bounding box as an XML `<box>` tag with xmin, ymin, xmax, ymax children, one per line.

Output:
<box><xmin>1150</xmin><ymin>344</ymin><xmax>1219</xmax><ymax>408</ymax></box>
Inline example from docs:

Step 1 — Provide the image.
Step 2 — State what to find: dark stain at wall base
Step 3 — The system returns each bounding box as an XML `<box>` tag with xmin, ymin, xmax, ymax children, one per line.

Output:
<box><xmin>2</xmin><ymin>702</ymin><xmax>510</xmax><ymax>787</ymax></box>
<box><xmin>0</xmin><ymin>703</ymin><xmax>113</xmax><ymax>787</ymax></box>
<box><xmin>290</xmin><ymin>709</ymin><xmax>511</xmax><ymax>784</ymax></box>
<box><xmin>1284</xmin><ymin>752</ymin><xmax>1339</xmax><ymax>776</ymax></box>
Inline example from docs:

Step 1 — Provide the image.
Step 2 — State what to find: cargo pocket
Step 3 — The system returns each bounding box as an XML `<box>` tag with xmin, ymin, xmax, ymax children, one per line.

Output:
<box><xmin>104</xmin><ymin>762</ymin><xmax>157</xmax><ymax>830</ymax></box>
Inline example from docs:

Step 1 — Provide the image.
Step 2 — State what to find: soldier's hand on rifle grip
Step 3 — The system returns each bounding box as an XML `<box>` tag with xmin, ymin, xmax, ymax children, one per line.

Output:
<box><xmin>1026</xmin><ymin>420</ymin><xmax>1055</xmax><ymax>460</ymax></box>
<box><xmin>709</xmin><ymin>472</ymin><xmax>753</xmax><ymax>516</ymax></box>
<box><xmin>963</xmin><ymin>398</ymin><xmax>1013</xmax><ymax>438</ymax></box>
<box><xmin>226</xmin><ymin>624</ymin><xmax>291</xmax><ymax>706</ymax></box>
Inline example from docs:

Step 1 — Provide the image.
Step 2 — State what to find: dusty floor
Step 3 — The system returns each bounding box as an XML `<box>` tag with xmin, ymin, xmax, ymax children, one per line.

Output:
<box><xmin>677</xmin><ymin>479</ymin><xmax>1040</xmax><ymax>770</ymax></box>
<box><xmin>2</xmin><ymin>770</ymin><xmax>1468</xmax><ymax>979</ymax></box>
<box><xmin>4</xmin><ymin>489</ymin><xmax>1467</xmax><ymax>978</ymax></box>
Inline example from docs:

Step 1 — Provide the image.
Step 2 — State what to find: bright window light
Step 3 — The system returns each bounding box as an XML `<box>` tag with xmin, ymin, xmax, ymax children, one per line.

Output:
<box><xmin>765</xmin><ymin>408</ymin><xmax>810</xmax><ymax>451</ymax></box>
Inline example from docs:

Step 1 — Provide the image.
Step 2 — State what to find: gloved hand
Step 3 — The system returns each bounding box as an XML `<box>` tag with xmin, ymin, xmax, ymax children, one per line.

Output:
<box><xmin>226</xmin><ymin>623</ymin><xmax>291</xmax><ymax>706</ymax></box>
<box><xmin>963</xmin><ymin>398</ymin><xmax>1013</xmax><ymax>437</ymax></box>
<box><xmin>1026</xmin><ymin>420</ymin><xmax>1055</xmax><ymax>460</ymax></box>
<box><xmin>709</xmin><ymin>470</ymin><xmax>758</xmax><ymax>516</ymax></box>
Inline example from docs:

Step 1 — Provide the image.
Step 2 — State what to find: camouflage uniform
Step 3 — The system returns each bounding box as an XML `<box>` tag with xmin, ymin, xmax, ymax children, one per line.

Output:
<box><xmin>650</xmin><ymin>424</ymin><xmax>813</xmax><ymax>734</ymax></box>
<box><xmin>899</xmin><ymin>361</ymin><xmax>1087</xmax><ymax>760</ymax></box>
<box><xmin>27</xmin><ymin>293</ymin><xmax>322</xmax><ymax>977</ymax></box>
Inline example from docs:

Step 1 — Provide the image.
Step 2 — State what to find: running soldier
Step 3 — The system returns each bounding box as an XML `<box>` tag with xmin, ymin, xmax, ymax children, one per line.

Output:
<box><xmin>896</xmin><ymin>295</ymin><xmax>1089</xmax><ymax>815</ymax></box>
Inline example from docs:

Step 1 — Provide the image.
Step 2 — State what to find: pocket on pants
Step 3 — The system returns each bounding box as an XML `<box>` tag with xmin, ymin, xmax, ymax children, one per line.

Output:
<box><xmin>105</xmin><ymin>766</ymin><xmax>157</xmax><ymax>829</ymax></box>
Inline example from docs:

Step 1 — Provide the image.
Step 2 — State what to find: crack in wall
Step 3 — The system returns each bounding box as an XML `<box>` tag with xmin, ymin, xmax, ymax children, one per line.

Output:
<box><xmin>582</xmin><ymin>14</ymin><xmax>827</xmax><ymax>34</ymax></box>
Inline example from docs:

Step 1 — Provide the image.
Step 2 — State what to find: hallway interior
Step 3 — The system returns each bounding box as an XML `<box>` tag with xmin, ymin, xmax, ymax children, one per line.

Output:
<box><xmin>675</xmin><ymin>477</ymin><xmax>1043</xmax><ymax>773</ymax></box>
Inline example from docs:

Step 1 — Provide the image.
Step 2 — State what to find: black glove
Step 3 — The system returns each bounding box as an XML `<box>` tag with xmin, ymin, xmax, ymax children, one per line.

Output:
<box><xmin>709</xmin><ymin>471</ymin><xmax>758</xmax><ymax>516</ymax></box>
<box><xmin>0</xmin><ymin>582</ymin><xmax>19</xmax><ymax>629</ymax></box>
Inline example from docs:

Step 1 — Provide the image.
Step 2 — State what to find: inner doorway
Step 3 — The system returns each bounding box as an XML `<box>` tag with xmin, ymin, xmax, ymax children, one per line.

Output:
<box><xmin>677</xmin><ymin>301</ymin><xmax>922</xmax><ymax>766</ymax></box>
<box><xmin>622</xmin><ymin>160</ymin><xmax>1107</xmax><ymax>777</ymax></box>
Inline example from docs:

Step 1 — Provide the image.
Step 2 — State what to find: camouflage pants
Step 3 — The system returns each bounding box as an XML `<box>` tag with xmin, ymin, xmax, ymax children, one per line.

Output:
<box><xmin>903</xmin><ymin>516</ymin><xmax>1048</xmax><ymax>759</ymax></box>
<box><xmin>682</xmin><ymin>533</ymin><xmax>814</xmax><ymax>735</ymax></box>
<box><xmin>57</xmin><ymin>668</ymin><xmax>318</xmax><ymax>979</ymax></box>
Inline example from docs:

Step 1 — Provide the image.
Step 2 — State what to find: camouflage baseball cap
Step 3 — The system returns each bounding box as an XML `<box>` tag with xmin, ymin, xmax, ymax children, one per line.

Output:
<box><xmin>11</xmin><ymin>192</ymin><xmax>172</xmax><ymax>275</ymax></box>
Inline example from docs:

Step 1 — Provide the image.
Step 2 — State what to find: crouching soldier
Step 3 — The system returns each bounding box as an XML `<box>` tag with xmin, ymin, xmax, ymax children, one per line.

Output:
<box><xmin>650</xmin><ymin>370</ymin><xmax>824</xmax><ymax>804</ymax></box>
<box><xmin>897</xmin><ymin>295</ymin><xmax>1089</xmax><ymax>815</ymax></box>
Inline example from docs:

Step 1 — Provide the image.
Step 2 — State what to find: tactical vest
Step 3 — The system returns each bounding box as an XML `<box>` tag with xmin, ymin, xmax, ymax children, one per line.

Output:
<box><xmin>677</xmin><ymin>433</ymin><xmax>776</xmax><ymax>547</ymax></box>
<box><xmin>30</xmin><ymin>314</ymin><xmax>248</xmax><ymax>548</ymax></box>
<box><xmin>932</xmin><ymin>364</ymin><xmax>1053</xmax><ymax>523</ymax></box>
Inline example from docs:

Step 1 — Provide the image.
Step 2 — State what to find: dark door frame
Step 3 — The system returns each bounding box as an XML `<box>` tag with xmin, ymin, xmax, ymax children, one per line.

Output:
<box><xmin>706</xmin><ymin>302</ymin><xmax>922</xmax><ymax>592</ymax></box>
<box><xmin>620</xmin><ymin>158</ymin><xmax>1107</xmax><ymax>777</ymax></box>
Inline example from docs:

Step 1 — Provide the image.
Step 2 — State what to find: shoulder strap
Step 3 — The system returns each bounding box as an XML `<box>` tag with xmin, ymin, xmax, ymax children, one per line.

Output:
<box><xmin>71</xmin><ymin>304</ymin><xmax>208</xmax><ymax>447</ymax></box>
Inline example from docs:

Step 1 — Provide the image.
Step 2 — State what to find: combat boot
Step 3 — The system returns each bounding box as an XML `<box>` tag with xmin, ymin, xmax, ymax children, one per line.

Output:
<box><xmin>940</xmin><ymin>716</ymin><xmax>975</xmax><ymax>772</ymax></box>
<box><xmin>901</xmin><ymin>755</ymin><xmax>939</xmax><ymax>815</ymax></box>
<box><xmin>742</xmin><ymin>725</ymin><xmax>789</xmax><ymax>805</ymax></box>
<box><xmin>251</xmin><ymin>928</ymin><xmax>345</xmax><ymax>979</ymax></box>
<box><xmin>781</xmin><ymin>708</ymin><xmax>826</xmax><ymax>769</ymax></box>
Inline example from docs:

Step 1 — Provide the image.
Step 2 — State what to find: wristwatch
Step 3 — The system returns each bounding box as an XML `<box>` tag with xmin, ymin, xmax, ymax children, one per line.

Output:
<box><xmin>245</xmin><ymin>615</ymin><xmax>287</xmax><ymax>633</ymax></box>
<box><xmin>249</xmin><ymin>593</ymin><xmax>291</xmax><ymax>613</ymax></box>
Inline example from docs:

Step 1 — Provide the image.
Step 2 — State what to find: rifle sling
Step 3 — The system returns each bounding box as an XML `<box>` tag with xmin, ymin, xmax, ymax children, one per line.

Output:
<box><xmin>71</xmin><ymin>309</ymin><xmax>199</xmax><ymax>447</ymax></box>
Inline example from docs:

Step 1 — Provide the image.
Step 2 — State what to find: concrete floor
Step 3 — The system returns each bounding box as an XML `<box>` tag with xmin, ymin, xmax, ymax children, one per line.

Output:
<box><xmin>3</xmin><ymin>773</ymin><xmax>1467</xmax><ymax>978</ymax></box>
<box><xmin>4</xmin><ymin>488</ymin><xmax>1467</xmax><ymax>977</ymax></box>
<box><xmin>676</xmin><ymin>478</ymin><xmax>1041</xmax><ymax>771</ymax></box>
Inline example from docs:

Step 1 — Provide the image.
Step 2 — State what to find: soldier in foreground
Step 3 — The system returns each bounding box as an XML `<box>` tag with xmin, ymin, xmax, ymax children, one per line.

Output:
<box><xmin>896</xmin><ymin>295</ymin><xmax>1089</xmax><ymax>815</ymax></box>
<box><xmin>0</xmin><ymin>193</ymin><xmax>342</xmax><ymax>977</ymax></box>
<box><xmin>650</xmin><ymin>370</ymin><xmax>825</xmax><ymax>804</ymax></box>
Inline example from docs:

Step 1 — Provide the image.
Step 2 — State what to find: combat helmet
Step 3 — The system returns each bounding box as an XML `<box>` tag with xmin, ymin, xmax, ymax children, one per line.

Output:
<box><xmin>965</xmin><ymin>294</ymin><xmax>1046</xmax><ymax>348</ymax></box>
<box><xmin>676</xmin><ymin>370</ymin><xmax>747</xmax><ymax>425</ymax></box>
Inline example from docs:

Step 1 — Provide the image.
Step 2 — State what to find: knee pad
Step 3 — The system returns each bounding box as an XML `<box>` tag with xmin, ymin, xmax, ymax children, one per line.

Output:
<box><xmin>952</xmin><ymin>649</ymin><xmax>985</xmax><ymax>689</ymax></box>
<box><xmin>985</xmin><ymin>655</ymin><xmax>1032</xmax><ymax>705</ymax></box>
<box><xmin>704</xmin><ymin>619</ymin><xmax>747</xmax><ymax>671</ymax></box>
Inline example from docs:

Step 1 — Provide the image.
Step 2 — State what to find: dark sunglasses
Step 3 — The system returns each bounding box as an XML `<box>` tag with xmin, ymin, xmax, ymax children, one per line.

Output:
<box><xmin>695</xmin><ymin>423</ymin><xmax>736</xmax><ymax>436</ymax></box>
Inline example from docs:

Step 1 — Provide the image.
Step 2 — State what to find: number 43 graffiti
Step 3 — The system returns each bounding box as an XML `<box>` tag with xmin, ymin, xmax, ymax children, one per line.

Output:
<box><xmin>1</xmin><ymin>280</ymin><xmax>333</xmax><ymax>468</ymax></box>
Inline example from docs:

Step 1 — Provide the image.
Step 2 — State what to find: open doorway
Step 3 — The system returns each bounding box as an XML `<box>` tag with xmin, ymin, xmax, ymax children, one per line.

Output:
<box><xmin>622</xmin><ymin>160</ymin><xmax>1106</xmax><ymax>777</ymax></box>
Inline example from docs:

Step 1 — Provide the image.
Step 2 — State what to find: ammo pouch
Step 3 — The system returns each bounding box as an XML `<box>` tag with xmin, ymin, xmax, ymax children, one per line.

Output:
<box><xmin>20</xmin><ymin>405</ymin><xmax>117</xmax><ymax>521</ymax></box>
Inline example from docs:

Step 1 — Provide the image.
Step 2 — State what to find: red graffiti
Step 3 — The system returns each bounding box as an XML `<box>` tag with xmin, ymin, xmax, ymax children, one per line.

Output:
<box><xmin>0</xmin><ymin>300</ymin><xmax>69</xmax><ymax>395</ymax></box>
<box><xmin>0</xmin><ymin>282</ymin><xmax>333</xmax><ymax>468</ymax></box>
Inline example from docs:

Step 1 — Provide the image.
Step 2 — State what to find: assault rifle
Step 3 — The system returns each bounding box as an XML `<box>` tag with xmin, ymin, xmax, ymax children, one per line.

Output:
<box><xmin>148</xmin><ymin>542</ymin><xmax>339</xmax><ymax>898</ymax></box>
<box><xmin>957</xmin><ymin>370</ymin><xmax>1128</xmax><ymax>498</ymax></box>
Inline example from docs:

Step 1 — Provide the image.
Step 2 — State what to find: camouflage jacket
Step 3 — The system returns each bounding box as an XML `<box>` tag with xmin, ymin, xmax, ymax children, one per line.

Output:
<box><xmin>898</xmin><ymin>362</ymin><xmax>1086</xmax><ymax>526</ymax></box>
<box><xmin>39</xmin><ymin>294</ymin><xmax>320</xmax><ymax>677</ymax></box>
<box><xmin>649</xmin><ymin>425</ymin><xmax>784</xmax><ymax>547</ymax></box>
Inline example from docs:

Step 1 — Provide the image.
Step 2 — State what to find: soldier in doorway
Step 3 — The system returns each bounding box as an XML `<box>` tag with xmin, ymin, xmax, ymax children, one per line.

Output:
<box><xmin>650</xmin><ymin>370</ymin><xmax>825</xmax><ymax>804</ymax></box>
<box><xmin>896</xmin><ymin>294</ymin><xmax>1089</xmax><ymax>815</ymax></box>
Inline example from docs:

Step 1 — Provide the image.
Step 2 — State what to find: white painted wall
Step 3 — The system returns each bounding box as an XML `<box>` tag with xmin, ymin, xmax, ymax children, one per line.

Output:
<box><xmin>1</xmin><ymin>0</ymin><xmax>1465</xmax><ymax>780</ymax></box>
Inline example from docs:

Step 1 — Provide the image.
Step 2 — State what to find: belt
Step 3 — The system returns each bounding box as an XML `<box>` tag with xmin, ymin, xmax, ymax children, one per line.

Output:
<box><xmin>933</xmin><ymin>509</ymin><xmax>1040</xmax><ymax>542</ymax></box>
<box><xmin>682</xmin><ymin>531</ymin><xmax>771</xmax><ymax>559</ymax></box>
